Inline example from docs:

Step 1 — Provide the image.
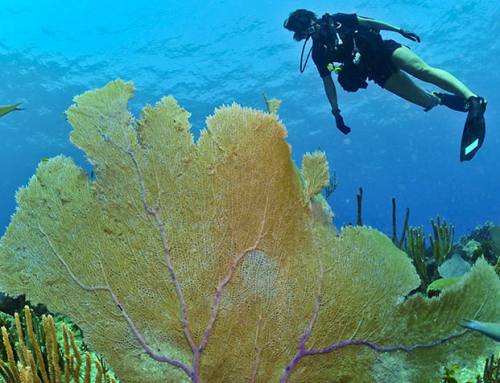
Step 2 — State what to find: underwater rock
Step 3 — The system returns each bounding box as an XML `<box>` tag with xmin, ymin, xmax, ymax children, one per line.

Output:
<box><xmin>0</xmin><ymin>81</ymin><xmax>498</xmax><ymax>383</ymax></box>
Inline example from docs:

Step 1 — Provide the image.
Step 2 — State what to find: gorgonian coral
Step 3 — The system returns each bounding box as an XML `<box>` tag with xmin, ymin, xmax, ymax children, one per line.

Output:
<box><xmin>0</xmin><ymin>81</ymin><xmax>498</xmax><ymax>382</ymax></box>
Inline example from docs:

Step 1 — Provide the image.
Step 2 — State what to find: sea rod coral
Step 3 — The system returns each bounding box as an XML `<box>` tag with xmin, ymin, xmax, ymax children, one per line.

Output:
<box><xmin>0</xmin><ymin>80</ymin><xmax>498</xmax><ymax>382</ymax></box>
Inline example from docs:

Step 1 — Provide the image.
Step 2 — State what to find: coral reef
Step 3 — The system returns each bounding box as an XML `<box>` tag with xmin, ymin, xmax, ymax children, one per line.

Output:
<box><xmin>301</xmin><ymin>150</ymin><xmax>330</xmax><ymax>202</ymax></box>
<box><xmin>405</xmin><ymin>226</ymin><xmax>429</xmax><ymax>290</ymax></box>
<box><xmin>482</xmin><ymin>353</ymin><xmax>500</xmax><ymax>383</ymax></box>
<box><xmin>458</xmin><ymin>222</ymin><xmax>500</xmax><ymax>265</ymax></box>
<box><xmin>453</xmin><ymin>222</ymin><xmax>500</xmax><ymax>279</ymax></box>
<box><xmin>440</xmin><ymin>353</ymin><xmax>500</xmax><ymax>383</ymax></box>
<box><xmin>262</xmin><ymin>94</ymin><xmax>282</xmax><ymax>114</ymax></box>
<box><xmin>463</xmin><ymin>240</ymin><xmax>483</xmax><ymax>262</ymax></box>
<box><xmin>430</xmin><ymin>216</ymin><xmax>455</xmax><ymax>266</ymax></box>
<box><xmin>401</xmin><ymin>216</ymin><xmax>456</xmax><ymax>293</ymax></box>
<box><xmin>0</xmin><ymin>81</ymin><xmax>498</xmax><ymax>383</ymax></box>
<box><xmin>0</xmin><ymin>305</ymin><xmax>117</xmax><ymax>382</ymax></box>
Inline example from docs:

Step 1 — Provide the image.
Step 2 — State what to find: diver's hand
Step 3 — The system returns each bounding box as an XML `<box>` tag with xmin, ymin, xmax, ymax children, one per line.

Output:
<box><xmin>399</xmin><ymin>29</ymin><xmax>421</xmax><ymax>43</ymax></box>
<box><xmin>332</xmin><ymin>109</ymin><xmax>351</xmax><ymax>135</ymax></box>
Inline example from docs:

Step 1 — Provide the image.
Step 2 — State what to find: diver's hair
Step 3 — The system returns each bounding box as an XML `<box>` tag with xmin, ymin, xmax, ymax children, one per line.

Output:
<box><xmin>283</xmin><ymin>9</ymin><xmax>317</xmax><ymax>34</ymax></box>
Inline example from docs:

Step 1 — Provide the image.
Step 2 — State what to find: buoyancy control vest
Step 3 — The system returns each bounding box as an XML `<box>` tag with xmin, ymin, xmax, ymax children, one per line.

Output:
<box><xmin>319</xmin><ymin>14</ymin><xmax>385</xmax><ymax>92</ymax></box>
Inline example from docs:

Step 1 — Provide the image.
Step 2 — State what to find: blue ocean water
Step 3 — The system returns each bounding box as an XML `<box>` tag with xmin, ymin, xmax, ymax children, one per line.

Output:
<box><xmin>0</xmin><ymin>0</ymin><xmax>498</xmax><ymax>238</ymax></box>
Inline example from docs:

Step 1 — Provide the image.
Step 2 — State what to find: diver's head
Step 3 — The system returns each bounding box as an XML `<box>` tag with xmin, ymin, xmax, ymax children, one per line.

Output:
<box><xmin>283</xmin><ymin>9</ymin><xmax>319</xmax><ymax>41</ymax></box>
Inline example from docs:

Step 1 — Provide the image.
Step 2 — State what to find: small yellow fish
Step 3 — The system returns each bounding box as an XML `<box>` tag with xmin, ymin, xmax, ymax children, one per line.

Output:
<box><xmin>0</xmin><ymin>103</ymin><xmax>23</xmax><ymax>118</ymax></box>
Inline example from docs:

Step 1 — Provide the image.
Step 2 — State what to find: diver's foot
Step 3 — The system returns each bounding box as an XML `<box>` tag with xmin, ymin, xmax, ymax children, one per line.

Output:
<box><xmin>460</xmin><ymin>96</ymin><xmax>487</xmax><ymax>161</ymax></box>
<box><xmin>433</xmin><ymin>91</ymin><xmax>468</xmax><ymax>112</ymax></box>
<box><xmin>465</xmin><ymin>95</ymin><xmax>487</xmax><ymax>114</ymax></box>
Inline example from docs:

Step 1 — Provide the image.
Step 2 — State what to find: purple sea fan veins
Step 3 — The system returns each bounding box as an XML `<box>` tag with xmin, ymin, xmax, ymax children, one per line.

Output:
<box><xmin>0</xmin><ymin>80</ymin><xmax>498</xmax><ymax>383</ymax></box>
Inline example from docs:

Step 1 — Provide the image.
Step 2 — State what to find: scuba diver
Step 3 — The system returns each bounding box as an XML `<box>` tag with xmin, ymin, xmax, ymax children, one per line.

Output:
<box><xmin>283</xmin><ymin>9</ymin><xmax>487</xmax><ymax>161</ymax></box>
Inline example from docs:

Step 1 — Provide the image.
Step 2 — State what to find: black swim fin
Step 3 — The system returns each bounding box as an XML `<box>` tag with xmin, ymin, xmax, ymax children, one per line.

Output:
<box><xmin>460</xmin><ymin>96</ymin><xmax>487</xmax><ymax>161</ymax></box>
<box><xmin>433</xmin><ymin>92</ymin><xmax>468</xmax><ymax>112</ymax></box>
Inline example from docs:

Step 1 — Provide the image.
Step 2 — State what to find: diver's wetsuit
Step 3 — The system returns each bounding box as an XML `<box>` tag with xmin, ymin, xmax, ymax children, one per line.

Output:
<box><xmin>312</xmin><ymin>13</ymin><xmax>402</xmax><ymax>88</ymax></box>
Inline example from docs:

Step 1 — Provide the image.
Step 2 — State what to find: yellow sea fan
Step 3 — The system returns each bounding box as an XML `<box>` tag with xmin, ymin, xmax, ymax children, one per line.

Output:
<box><xmin>301</xmin><ymin>150</ymin><xmax>330</xmax><ymax>201</ymax></box>
<box><xmin>0</xmin><ymin>80</ymin><xmax>498</xmax><ymax>383</ymax></box>
<box><xmin>263</xmin><ymin>93</ymin><xmax>282</xmax><ymax>114</ymax></box>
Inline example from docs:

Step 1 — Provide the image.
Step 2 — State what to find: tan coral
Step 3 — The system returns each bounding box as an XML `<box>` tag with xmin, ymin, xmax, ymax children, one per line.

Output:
<box><xmin>301</xmin><ymin>150</ymin><xmax>330</xmax><ymax>202</ymax></box>
<box><xmin>0</xmin><ymin>81</ymin><xmax>498</xmax><ymax>383</ymax></box>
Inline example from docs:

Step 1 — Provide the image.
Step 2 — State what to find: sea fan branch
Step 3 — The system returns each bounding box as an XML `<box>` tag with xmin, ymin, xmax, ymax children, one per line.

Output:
<box><xmin>37</xmin><ymin>224</ymin><xmax>194</xmax><ymax>377</ymax></box>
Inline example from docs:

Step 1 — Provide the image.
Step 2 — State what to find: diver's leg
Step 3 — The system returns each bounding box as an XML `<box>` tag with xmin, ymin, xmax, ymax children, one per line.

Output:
<box><xmin>383</xmin><ymin>70</ymin><xmax>440</xmax><ymax>109</ymax></box>
<box><xmin>391</xmin><ymin>46</ymin><xmax>476</xmax><ymax>99</ymax></box>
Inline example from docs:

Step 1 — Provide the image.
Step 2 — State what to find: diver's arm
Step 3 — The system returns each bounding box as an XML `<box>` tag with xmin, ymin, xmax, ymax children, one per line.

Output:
<box><xmin>357</xmin><ymin>16</ymin><xmax>421</xmax><ymax>42</ymax></box>
<box><xmin>322</xmin><ymin>75</ymin><xmax>351</xmax><ymax>134</ymax></box>
<box><xmin>357</xmin><ymin>16</ymin><xmax>399</xmax><ymax>32</ymax></box>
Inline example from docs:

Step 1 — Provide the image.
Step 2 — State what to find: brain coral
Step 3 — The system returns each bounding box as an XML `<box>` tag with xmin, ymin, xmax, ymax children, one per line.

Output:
<box><xmin>0</xmin><ymin>80</ymin><xmax>498</xmax><ymax>383</ymax></box>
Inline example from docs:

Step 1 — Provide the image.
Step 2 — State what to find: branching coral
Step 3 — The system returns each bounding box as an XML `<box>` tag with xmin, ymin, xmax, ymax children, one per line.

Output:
<box><xmin>430</xmin><ymin>216</ymin><xmax>455</xmax><ymax>266</ymax></box>
<box><xmin>403</xmin><ymin>217</ymin><xmax>456</xmax><ymax>293</ymax></box>
<box><xmin>482</xmin><ymin>353</ymin><xmax>500</xmax><ymax>383</ymax></box>
<box><xmin>405</xmin><ymin>226</ymin><xmax>429</xmax><ymax>289</ymax></box>
<box><xmin>0</xmin><ymin>305</ymin><xmax>117</xmax><ymax>383</ymax></box>
<box><xmin>0</xmin><ymin>81</ymin><xmax>498</xmax><ymax>383</ymax></box>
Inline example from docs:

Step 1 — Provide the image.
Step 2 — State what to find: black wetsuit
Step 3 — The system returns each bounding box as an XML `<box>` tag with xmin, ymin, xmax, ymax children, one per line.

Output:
<box><xmin>312</xmin><ymin>13</ymin><xmax>402</xmax><ymax>88</ymax></box>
